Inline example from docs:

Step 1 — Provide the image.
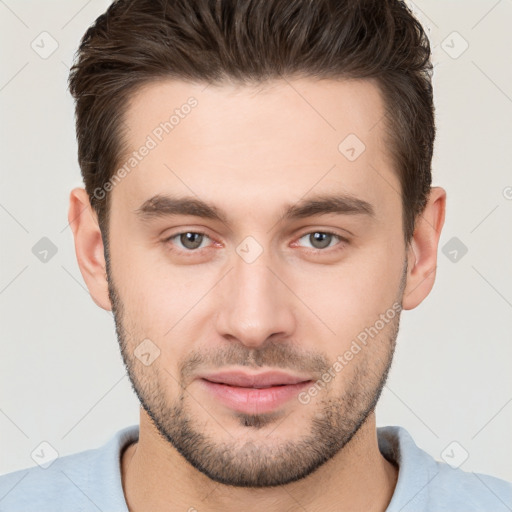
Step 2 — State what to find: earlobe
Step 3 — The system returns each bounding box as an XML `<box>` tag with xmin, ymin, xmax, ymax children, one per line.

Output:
<box><xmin>68</xmin><ymin>187</ymin><xmax>112</xmax><ymax>311</ymax></box>
<box><xmin>402</xmin><ymin>187</ymin><xmax>447</xmax><ymax>310</ymax></box>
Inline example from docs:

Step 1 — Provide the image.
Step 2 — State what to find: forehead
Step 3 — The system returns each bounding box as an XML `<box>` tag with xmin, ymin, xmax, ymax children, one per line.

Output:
<box><xmin>111</xmin><ymin>77</ymin><xmax>400</xmax><ymax>227</ymax></box>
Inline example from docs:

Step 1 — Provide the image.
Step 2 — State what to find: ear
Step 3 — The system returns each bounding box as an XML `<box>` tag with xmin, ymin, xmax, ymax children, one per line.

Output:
<box><xmin>402</xmin><ymin>186</ymin><xmax>446</xmax><ymax>310</ymax></box>
<box><xmin>68</xmin><ymin>187</ymin><xmax>112</xmax><ymax>311</ymax></box>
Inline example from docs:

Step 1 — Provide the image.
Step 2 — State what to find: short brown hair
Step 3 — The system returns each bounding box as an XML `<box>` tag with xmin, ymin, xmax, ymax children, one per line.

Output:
<box><xmin>68</xmin><ymin>0</ymin><xmax>434</xmax><ymax>247</ymax></box>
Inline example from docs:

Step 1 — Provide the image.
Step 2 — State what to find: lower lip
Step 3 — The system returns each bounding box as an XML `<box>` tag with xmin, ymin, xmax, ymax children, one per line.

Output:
<box><xmin>199</xmin><ymin>379</ymin><xmax>312</xmax><ymax>415</ymax></box>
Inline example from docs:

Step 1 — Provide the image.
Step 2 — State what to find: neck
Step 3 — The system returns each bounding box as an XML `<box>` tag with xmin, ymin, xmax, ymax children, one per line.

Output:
<box><xmin>121</xmin><ymin>409</ymin><xmax>398</xmax><ymax>512</ymax></box>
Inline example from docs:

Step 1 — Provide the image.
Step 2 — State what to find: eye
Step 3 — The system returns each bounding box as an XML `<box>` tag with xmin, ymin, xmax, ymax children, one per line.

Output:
<box><xmin>295</xmin><ymin>231</ymin><xmax>347</xmax><ymax>251</ymax></box>
<box><xmin>163</xmin><ymin>229</ymin><xmax>348</xmax><ymax>255</ymax></box>
<box><xmin>165</xmin><ymin>231</ymin><xmax>212</xmax><ymax>251</ymax></box>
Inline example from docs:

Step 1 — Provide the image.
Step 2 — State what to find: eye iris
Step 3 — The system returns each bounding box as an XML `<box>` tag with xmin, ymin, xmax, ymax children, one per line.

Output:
<box><xmin>176</xmin><ymin>232</ymin><xmax>336</xmax><ymax>250</ymax></box>
<box><xmin>180</xmin><ymin>232</ymin><xmax>203</xmax><ymax>249</ymax></box>
<box><xmin>310</xmin><ymin>232</ymin><xmax>332</xmax><ymax>249</ymax></box>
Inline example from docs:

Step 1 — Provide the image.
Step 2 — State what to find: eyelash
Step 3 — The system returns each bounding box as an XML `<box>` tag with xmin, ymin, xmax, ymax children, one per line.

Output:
<box><xmin>163</xmin><ymin>229</ymin><xmax>348</xmax><ymax>255</ymax></box>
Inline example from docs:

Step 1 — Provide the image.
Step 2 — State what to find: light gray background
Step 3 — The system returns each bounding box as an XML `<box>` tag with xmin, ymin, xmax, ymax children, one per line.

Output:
<box><xmin>1</xmin><ymin>0</ymin><xmax>511</xmax><ymax>482</ymax></box>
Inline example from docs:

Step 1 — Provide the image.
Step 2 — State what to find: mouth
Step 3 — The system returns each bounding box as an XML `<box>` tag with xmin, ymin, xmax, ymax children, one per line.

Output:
<box><xmin>204</xmin><ymin>382</ymin><xmax>292</xmax><ymax>389</ymax></box>
<box><xmin>200</xmin><ymin>369</ymin><xmax>312</xmax><ymax>387</ymax></box>
<box><xmin>197</xmin><ymin>370</ymin><xmax>313</xmax><ymax>415</ymax></box>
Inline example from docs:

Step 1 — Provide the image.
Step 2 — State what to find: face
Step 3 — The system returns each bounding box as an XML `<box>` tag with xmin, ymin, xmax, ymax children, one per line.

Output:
<box><xmin>105</xmin><ymin>78</ymin><xmax>408</xmax><ymax>487</ymax></box>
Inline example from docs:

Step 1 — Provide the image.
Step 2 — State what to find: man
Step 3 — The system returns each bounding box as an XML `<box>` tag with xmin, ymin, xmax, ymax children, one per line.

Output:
<box><xmin>0</xmin><ymin>0</ymin><xmax>510</xmax><ymax>510</ymax></box>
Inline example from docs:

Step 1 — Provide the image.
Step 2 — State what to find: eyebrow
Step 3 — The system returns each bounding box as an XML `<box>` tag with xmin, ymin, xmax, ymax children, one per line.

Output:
<box><xmin>134</xmin><ymin>193</ymin><xmax>375</xmax><ymax>225</ymax></box>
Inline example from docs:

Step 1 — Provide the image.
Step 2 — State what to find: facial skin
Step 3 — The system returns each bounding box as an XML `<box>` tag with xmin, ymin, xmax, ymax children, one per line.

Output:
<box><xmin>69</xmin><ymin>77</ymin><xmax>446</xmax><ymax>511</ymax></box>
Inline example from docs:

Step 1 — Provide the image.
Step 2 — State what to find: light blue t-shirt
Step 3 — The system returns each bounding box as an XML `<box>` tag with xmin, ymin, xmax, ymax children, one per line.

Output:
<box><xmin>0</xmin><ymin>424</ymin><xmax>510</xmax><ymax>511</ymax></box>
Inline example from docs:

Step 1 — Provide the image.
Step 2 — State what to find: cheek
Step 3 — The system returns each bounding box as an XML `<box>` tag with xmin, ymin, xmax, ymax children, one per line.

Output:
<box><xmin>292</xmin><ymin>249</ymin><xmax>401</xmax><ymax>342</ymax></box>
<box><xmin>125</xmin><ymin>270</ymin><xmax>200</xmax><ymax>336</ymax></box>
<box><xmin>114</xmin><ymin>263</ymin><xmax>224</xmax><ymax>377</ymax></box>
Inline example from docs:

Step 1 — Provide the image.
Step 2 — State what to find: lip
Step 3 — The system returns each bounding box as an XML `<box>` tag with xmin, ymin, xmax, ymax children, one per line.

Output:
<box><xmin>200</xmin><ymin>370</ymin><xmax>311</xmax><ymax>388</ymax></box>
<box><xmin>197</xmin><ymin>370</ymin><xmax>313</xmax><ymax>415</ymax></box>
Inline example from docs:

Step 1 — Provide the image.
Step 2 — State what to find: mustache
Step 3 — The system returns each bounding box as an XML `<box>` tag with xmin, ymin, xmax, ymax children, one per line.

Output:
<box><xmin>179</xmin><ymin>340</ymin><xmax>330</xmax><ymax>383</ymax></box>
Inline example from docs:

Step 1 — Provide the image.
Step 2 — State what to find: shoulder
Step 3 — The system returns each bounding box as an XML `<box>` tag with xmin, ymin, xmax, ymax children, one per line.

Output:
<box><xmin>0</xmin><ymin>450</ymin><xmax>100</xmax><ymax>512</ymax></box>
<box><xmin>0</xmin><ymin>425</ymin><xmax>138</xmax><ymax>512</ymax></box>
<box><xmin>378</xmin><ymin>425</ymin><xmax>512</xmax><ymax>512</ymax></box>
<box><xmin>428</xmin><ymin>459</ymin><xmax>512</xmax><ymax>511</ymax></box>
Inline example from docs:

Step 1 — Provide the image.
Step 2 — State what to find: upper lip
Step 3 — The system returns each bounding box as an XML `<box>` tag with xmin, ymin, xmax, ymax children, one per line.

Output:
<box><xmin>200</xmin><ymin>370</ymin><xmax>312</xmax><ymax>388</ymax></box>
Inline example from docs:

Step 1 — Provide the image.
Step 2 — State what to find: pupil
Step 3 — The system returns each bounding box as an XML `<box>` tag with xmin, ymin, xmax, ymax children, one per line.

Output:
<box><xmin>181</xmin><ymin>232</ymin><xmax>203</xmax><ymax>249</ymax></box>
<box><xmin>311</xmin><ymin>232</ymin><xmax>331</xmax><ymax>249</ymax></box>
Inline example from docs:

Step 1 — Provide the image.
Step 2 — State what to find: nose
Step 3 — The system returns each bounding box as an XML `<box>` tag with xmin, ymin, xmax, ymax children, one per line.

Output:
<box><xmin>214</xmin><ymin>249</ymin><xmax>297</xmax><ymax>349</ymax></box>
